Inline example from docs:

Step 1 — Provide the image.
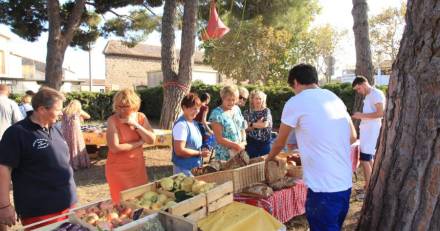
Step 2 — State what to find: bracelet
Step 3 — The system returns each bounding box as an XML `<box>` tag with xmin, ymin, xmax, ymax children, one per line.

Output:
<box><xmin>0</xmin><ymin>203</ymin><xmax>10</xmax><ymax>210</ymax></box>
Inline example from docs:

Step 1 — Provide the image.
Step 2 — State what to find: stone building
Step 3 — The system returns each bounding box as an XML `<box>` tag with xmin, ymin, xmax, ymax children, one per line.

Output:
<box><xmin>103</xmin><ymin>40</ymin><xmax>219</xmax><ymax>90</ymax></box>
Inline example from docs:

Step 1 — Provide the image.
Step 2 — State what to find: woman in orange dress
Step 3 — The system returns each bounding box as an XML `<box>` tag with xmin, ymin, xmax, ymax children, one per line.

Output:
<box><xmin>105</xmin><ymin>89</ymin><xmax>156</xmax><ymax>203</ymax></box>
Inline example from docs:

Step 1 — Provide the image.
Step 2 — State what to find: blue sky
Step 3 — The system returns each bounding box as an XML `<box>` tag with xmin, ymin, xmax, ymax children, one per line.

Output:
<box><xmin>0</xmin><ymin>0</ymin><xmax>403</xmax><ymax>80</ymax></box>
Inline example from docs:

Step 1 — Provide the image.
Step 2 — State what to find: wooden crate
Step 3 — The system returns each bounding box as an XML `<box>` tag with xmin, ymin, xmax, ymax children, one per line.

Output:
<box><xmin>116</xmin><ymin>211</ymin><xmax>196</xmax><ymax>231</ymax></box>
<box><xmin>195</xmin><ymin>162</ymin><xmax>265</xmax><ymax>193</ymax></box>
<box><xmin>231</xmin><ymin>162</ymin><xmax>265</xmax><ymax>193</ymax></box>
<box><xmin>120</xmin><ymin>181</ymin><xmax>207</xmax><ymax>222</ymax></box>
<box><xmin>206</xmin><ymin>181</ymin><xmax>234</xmax><ymax>214</ymax></box>
<box><xmin>20</xmin><ymin>213</ymin><xmax>94</xmax><ymax>231</ymax></box>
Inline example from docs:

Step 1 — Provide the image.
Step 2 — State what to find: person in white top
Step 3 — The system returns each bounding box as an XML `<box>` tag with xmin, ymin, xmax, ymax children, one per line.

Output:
<box><xmin>0</xmin><ymin>84</ymin><xmax>23</xmax><ymax>140</ymax></box>
<box><xmin>265</xmin><ymin>64</ymin><xmax>357</xmax><ymax>230</ymax></box>
<box><xmin>352</xmin><ymin>76</ymin><xmax>386</xmax><ymax>190</ymax></box>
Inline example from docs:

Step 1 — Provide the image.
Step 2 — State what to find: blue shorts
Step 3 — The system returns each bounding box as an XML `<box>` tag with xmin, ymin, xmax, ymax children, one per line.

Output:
<box><xmin>306</xmin><ymin>188</ymin><xmax>351</xmax><ymax>231</ymax></box>
<box><xmin>360</xmin><ymin>152</ymin><xmax>374</xmax><ymax>161</ymax></box>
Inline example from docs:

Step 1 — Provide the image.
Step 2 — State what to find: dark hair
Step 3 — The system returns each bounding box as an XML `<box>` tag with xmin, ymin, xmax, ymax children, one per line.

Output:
<box><xmin>288</xmin><ymin>64</ymin><xmax>318</xmax><ymax>86</ymax></box>
<box><xmin>25</xmin><ymin>90</ymin><xmax>36</xmax><ymax>96</ymax></box>
<box><xmin>32</xmin><ymin>87</ymin><xmax>65</xmax><ymax>110</ymax></box>
<box><xmin>199</xmin><ymin>92</ymin><xmax>210</xmax><ymax>102</ymax></box>
<box><xmin>181</xmin><ymin>93</ymin><xmax>201</xmax><ymax>109</ymax></box>
<box><xmin>352</xmin><ymin>76</ymin><xmax>368</xmax><ymax>87</ymax></box>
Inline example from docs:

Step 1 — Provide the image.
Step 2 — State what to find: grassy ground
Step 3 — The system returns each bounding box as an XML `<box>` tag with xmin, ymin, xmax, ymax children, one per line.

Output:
<box><xmin>11</xmin><ymin>147</ymin><xmax>366</xmax><ymax>230</ymax></box>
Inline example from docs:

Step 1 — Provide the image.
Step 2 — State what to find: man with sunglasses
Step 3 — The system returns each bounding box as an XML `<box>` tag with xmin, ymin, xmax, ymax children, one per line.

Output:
<box><xmin>237</xmin><ymin>86</ymin><xmax>249</xmax><ymax>108</ymax></box>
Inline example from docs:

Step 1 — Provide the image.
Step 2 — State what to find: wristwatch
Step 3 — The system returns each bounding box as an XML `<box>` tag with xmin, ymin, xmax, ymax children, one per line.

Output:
<box><xmin>250</xmin><ymin>122</ymin><xmax>253</xmax><ymax>128</ymax></box>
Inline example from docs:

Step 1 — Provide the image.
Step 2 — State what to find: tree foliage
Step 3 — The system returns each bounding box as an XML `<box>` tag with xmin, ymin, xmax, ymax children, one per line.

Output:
<box><xmin>201</xmin><ymin>0</ymin><xmax>321</xmax><ymax>84</ymax></box>
<box><xmin>369</xmin><ymin>3</ymin><xmax>406</xmax><ymax>66</ymax></box>
<box><xmin>0</xmin><ymin>0</ymin><xmax>160</xmax><ymax>50</ymax></box>
<box><xmin>203</xmin><ymin>17</ymin><xmax>292</xmax><ymax>84</ymax></box>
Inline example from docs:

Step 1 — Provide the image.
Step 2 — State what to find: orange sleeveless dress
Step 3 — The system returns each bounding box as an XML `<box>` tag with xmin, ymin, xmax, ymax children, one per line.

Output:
<box><xmin>105</xmin><ymin>112</ymin><xmax>148</xmax><ymax>203</ymax></box>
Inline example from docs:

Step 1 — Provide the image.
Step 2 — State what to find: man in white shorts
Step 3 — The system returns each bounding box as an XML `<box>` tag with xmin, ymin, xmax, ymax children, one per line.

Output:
<box><xmin>352</xmin><ymin>76</ymin><xmax>386</xmax><ymax>190</ymax></box>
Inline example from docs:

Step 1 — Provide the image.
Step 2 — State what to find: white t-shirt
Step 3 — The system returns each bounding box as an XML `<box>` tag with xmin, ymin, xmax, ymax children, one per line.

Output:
<box><xmin>359</xmin><ymin>87</ymin><xmax>386</xmax><ymax>154</ymax></box>
<box><xmin>281</xmin><ymin>88</ymin><xmax>352</xmax><ymax>192</ymax></box>
<box><xmin>173</xmin><ymin>120</ymin><xmax>200</xmax><ymax>142</ymax></box>
<box><xmin>361</xmin><ymin>87</ymin><xmax>386</xmax><ymax>125</ymax></box>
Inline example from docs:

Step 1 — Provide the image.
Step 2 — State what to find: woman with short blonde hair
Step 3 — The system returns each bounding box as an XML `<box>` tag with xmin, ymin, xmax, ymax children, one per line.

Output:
<box><xmin>106</xmin><ymin>88</ymin><xmax>156</xmax><ymax>203</ymax></box>
<box><xmin>209</xmin><ymin>85</ymin><xmax>246</xmax><ymax>161</ymax></box>
<box><xmin>61</xmin><ymin>99</ymin><xmax>91</xmax><ymax>170</ymax></box>
<box><xmin>243</xmin><ymin>90</ymin><xmax>273</xmax><ymax>158</ymax></box>
<box><xmin>112</xmin><ymin>89</ymin><xmax>141</xmax><ymax>112</ymax></box>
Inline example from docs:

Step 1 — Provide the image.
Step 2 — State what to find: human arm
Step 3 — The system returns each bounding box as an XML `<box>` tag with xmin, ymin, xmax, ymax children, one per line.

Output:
<box><xmin>122</xmin><ymin>113</ymin><xmax>156</xmax><ymax>144</ymax></box>
<box><xmin>266</xmin><ymin>123</ymin><xmax>293</xmax><ymax>161</ymax></box>
<box><xmin>352</xmin><ymin>103</ymin><xmax>384</xmax><ymax>120</ymax></box>
<box><xmin>174</xmin><ymin>141</ymin><xmax>210</xmax><ymax>158</ymax></box>
<box><xmin>106</xmin><ymin>117</ymin><xmax>144</xmax><ymax>153</ymax></box>
<box><xmin>80</xmin><ymin>110</ymin><xmax>91</xmax><ymax>120</ymax></box>
<box><xmin>173</xmin><ymin>122</ymin><xmax>210</xmax><ymax>158</ymax></box>
<box><xmin>349</xmin><ymin>117</ymin><xmax>357</xmax><ymax>144</ymax></box>
<box><xmin>201</xmin><ymin>108</ymin><xmax>213</xmax><ymax>134</ymax></box>
<box><xmin>12</xmin><ymin>103</ymin><xmax>23</xmax><ymax>122</ymax></box>
<box><xmin>0</xmin><ymin>165</ymin><xmax>16</xmax><ymax>227</ymax></box>
<box><xmin>211</xmin><ymin>122</ymin><xmax>245</xmax><ymax>152</ymax></box>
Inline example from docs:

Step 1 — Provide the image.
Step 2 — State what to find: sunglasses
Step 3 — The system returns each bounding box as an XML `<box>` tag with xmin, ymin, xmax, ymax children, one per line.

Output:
<box><xmin>239</xmin><ymin>96</ymin><xmax>248</xmax><ymax>101</ymax></box>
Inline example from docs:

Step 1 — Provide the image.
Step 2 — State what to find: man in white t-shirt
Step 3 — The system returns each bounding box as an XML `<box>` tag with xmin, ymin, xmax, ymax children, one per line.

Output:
<box><xmin>265</xmin><ymin>64</ymin><xmax>357</xmax><ymax>230</ymax></box>
<box><xmin>352</xmin><ymin>76</ymin><xmax>386</xmax><ymax>190</ymax></box>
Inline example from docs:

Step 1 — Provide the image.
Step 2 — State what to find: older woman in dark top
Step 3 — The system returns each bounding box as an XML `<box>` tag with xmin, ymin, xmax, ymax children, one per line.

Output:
<box><xmin>243</xmin><ymin>90</ymin><xmax>273</xmax><ymax>158</ymax></box>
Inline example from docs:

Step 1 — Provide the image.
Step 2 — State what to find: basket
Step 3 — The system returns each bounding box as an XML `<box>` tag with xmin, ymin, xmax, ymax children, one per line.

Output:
<box><xmin>287</xmin><ymin>166</ymin><xmax>303</xmax><ymax>178</ymax></box>
<box><xmin>117</xmin><ymin>211</ymin><xmax>197</xmax><ymax>231</ymax></box>
<box><xmin>195</xmin><ymin>161</ymin><xmax>265</xmax><ymax>193</ymax></box>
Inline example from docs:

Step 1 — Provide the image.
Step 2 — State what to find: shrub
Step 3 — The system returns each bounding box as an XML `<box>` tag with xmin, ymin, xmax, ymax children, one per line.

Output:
<box><xmin>8</xmin><ymin>83</ymin><xmax>387</xmax><ymax>127</ymax></box>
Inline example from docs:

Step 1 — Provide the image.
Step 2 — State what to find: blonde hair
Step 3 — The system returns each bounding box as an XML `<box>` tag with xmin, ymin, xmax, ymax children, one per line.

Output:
<box><xmin>238</xmin><ymin>86</ymin><xmax>249</xmax><ymax>98</ymax></box>
<box><xmin>21</xmin><ymin>94</ymin><xmax>32</xmax><ymax>104</ymax></box>
<box><xmin>112</xmin><ymin>88</ymin><xmax>141</xmax><ymax>112</ymax></box>
<box><xmin>220</xmin><ymin>85</ymin><xmax>239</xmax><ymax>99</ymax></box>
<box><xmin>64</xmin><ymin>100</ymin><xmax>82</xmax><ymax>117</ymax></box>
<box><xmin>249</xmin><ymin>90</ymin><xmax>267</xmax><ymax>110</ymax></box>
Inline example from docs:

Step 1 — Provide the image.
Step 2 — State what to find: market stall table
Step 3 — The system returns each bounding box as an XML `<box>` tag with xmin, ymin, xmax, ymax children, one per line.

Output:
<box><xmin>198</xmin><ymin>201</ymin><xmax>285</xmax><ymax>231</ymax></box>
<box><xmin>233</xmin><ymin>179</ymin><xmax>307</xmax><ymax>223</ymax></box>
<box><xmin>83</xmin><ymin>129</ymin><xmax>172</xmax><ymax>148</ymax></box>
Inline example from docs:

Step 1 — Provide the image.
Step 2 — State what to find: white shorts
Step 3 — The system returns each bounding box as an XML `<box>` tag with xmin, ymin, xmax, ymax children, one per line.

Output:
<box><xmin>359</xmin><ymin>122</ymin><xmax>382</xmax><ymax>155</ymax></box>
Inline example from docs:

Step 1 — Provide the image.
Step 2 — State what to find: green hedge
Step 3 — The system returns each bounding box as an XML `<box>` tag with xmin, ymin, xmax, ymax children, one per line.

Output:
<box><xmin>10</xmin><ymin>82</ymin><xmax>387</xmax><ymax>126</ymax></box>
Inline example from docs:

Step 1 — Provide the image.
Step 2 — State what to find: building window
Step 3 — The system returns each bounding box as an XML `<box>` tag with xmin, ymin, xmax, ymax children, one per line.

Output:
<box><xmin>0</xmin><ymin>50</ymin><xmax>5</xmax><ymax>74</ymax></box>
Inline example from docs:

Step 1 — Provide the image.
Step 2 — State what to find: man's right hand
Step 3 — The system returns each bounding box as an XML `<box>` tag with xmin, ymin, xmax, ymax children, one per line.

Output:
<box><xmin>0</xmin><ymin>205</ymin><xmax>16</xmax><ymax>227</ymax></box>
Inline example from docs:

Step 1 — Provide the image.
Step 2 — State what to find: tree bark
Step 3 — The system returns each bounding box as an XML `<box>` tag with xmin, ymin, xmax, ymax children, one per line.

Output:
<box><xmin>46</xmin><ymin>0</ymin><xmax>85</xmax><ymax>90</ymax></box>
<box><xmin>357</xmin><ymin>0</ymin><xmax>440</xmax><ymax>230</ymax></box>
<box><xmin>159</xmin><ymin>0</ymin><xmax>198</xmax><ymax>129</ymax></box>
<box><xmin>351</xmin><ymin>0</ymin><xmax>374</xmax><ymax>122</ymax></box>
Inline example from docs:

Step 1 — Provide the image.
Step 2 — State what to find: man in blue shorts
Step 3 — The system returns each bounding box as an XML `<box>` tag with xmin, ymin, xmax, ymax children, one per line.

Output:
<box><xmin>352</xmin><ymin>76</ymin><xmax>386</xmax><ymax>190</ymax></box>
<box><xmin>266</xmin><ymin>64</ymin><xmax>357</xmax><ymax>230</ymax></box>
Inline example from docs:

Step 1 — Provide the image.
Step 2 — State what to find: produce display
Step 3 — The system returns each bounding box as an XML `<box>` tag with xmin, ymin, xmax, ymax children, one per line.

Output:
<box><xmin>127</xmin><ymin>174</ymin><xmax>215</xmax><ymax>211</ymax></box>
<box><xmin>52</xmin><ymin>222</ymin><xmax>90</xmax><ymax>231</ymax></box>
<box><xmin>138</xmin><ymin>216</ymin><xmax>166</xmax><ymax>231</ymax></box>
<box><xmin>74</xmin><ymin>200</ymin><xmax>139</xmax><ymax>230</ymax></box>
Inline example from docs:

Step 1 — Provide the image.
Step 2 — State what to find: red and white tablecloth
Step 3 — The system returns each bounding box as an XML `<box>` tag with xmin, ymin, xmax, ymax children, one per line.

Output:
<box><xmin>233</xmin><ymin>180</ymin><xmax>307</xmax><ymax>223</ymax></box>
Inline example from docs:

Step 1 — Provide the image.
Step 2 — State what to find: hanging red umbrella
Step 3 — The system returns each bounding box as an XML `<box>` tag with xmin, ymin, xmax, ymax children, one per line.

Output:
<box><xmin>202</xmin><ymin>0</ymin><xmax>230</xmax><ymax>41</ymax></box>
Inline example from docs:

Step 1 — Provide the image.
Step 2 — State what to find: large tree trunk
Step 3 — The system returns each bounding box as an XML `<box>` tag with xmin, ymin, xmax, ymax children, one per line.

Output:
<box><xmin>45</xmin><ymin>0</ymin><xmax>85</xmax><ymax>90</ymax></box>
<box><xmin>159</xmin><ymin>0</ymin><xmax>198</xmax><ymax>129</ymax></box>
<box><xmin>357</xmin><ymin>0</ymin><xmax>440</xmax><ymax>230</ymax></box>
<box><xmin>351</xmin><ymin>0</ymin><xmax>374</xmax><ymax>122</ymax></box>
